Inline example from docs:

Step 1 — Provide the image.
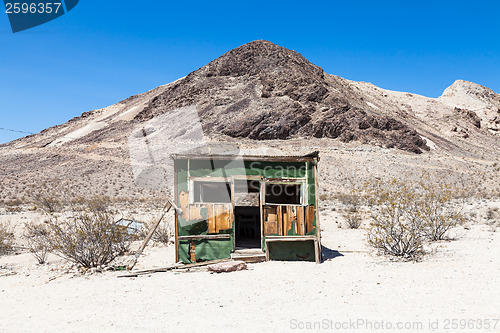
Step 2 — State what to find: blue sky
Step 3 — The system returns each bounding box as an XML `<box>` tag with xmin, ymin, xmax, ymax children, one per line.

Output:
<box><xmin>1</xmin><ymin>0</ymin><xmax>499</xmax><ymax>143</ymax></box>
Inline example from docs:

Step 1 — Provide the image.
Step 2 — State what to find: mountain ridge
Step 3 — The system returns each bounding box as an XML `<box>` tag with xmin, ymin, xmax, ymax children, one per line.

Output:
<box><xmin>0</xmin><ymin>40</ymin><xmax>499</xmax><ymax>202</ymax></box>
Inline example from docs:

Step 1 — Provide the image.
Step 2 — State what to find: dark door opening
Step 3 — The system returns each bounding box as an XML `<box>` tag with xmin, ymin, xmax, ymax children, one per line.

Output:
<box><xmin>234</xmin><ymin>206</ymin><xmax>261</xmax><ymax>248</ymax></box>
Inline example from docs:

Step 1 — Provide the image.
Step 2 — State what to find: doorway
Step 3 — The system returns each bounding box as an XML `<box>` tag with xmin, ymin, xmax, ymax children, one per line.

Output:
<box><xmin>234</xmin><ymin>206</ymin><xmax>261</xmax><ymax>248</ymax></box>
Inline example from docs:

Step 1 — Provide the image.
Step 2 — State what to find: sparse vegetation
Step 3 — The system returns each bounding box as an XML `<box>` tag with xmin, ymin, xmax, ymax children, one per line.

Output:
<box><xmin>32</xmin><ymin>186</ymin><xmax>61</xmax><ymax>213</ymax></box>
<box><xmin>47</xmin><ymin>210</ymin><xmax>131</xmax><ymax>268</ymax></box>
<box><xmin>23</xmin><ymin>222</ymin><xmax>52</xmax><ymax>264</ymax></box>
<box><xmin>419</xmin><ymin>183</ymin><xmax>466</xmax><ymax>241</ymax></box>
<box><xmin>151</xmin><ymin>221</ymin><xmax>174</xmax><ymax>245</ymax></box>
<box><xmin>339</xmin><ymin>192</ymin><xmax>363</xmax><ymax>229</ymax></box>
<box><xmin>365</xmin><ymin>179</ymin><xmax>426</xmax><ymax>259</ymax></box>
<box><xmin>0</xmin><ymin>222</ymin><xmax>15</xmax><ymax>256</ymax></box>
<box><xmin>486</xmin><ymin>207</ymin><xmax>499</xmax><ymax>221</ymax></box>
<box><xmin>363</xmin><ymin>176</ymin><xmax>466</xmax><ymax>259</ymax></box>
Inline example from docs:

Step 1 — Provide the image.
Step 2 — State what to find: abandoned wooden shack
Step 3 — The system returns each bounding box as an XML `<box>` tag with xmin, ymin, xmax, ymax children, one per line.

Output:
<box><xmin>173</xmin><ymin>152</ymin><xmax>322</xmax><ymax>264</ymax></box>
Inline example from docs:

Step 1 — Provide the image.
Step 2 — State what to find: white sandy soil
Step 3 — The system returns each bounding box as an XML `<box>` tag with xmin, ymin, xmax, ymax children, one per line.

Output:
<box><xmin>0</xmin><ymin>206</ymin><xmax>499</xmax><ymax>333</ymax></box>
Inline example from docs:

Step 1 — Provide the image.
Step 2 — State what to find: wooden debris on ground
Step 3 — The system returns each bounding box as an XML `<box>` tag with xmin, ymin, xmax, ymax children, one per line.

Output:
<box><xmin>0</xmin><ymin>271</ymin><xmax>17</xmax><ymax>278</ymax></box>
<box><xmin>118</xmin><ymin>258</ymin><xmax>232</xmax><ymax>278</ymax></box>
<box><xmin>207</xmin><ymin>260</ymin><xmax>247</xmax><ymax>273</ymax></box>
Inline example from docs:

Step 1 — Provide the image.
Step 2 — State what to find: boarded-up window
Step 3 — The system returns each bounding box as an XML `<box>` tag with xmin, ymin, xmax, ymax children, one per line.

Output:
<box><xmin>192</xmin><ymin>181</ymin><xmax>232</xmax><ymax>204</ymax></box>
<box><xmin>263</xmin><ymin>204</ymin><xmax>315</xmax><ymax>236</ymax></box>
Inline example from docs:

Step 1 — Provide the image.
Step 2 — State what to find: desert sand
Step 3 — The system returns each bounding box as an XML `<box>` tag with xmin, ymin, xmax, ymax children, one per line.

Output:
<box><xmin>0</xmin><ymin>199</ymin><xmax>499</xmax><ymax>333</ymax></box>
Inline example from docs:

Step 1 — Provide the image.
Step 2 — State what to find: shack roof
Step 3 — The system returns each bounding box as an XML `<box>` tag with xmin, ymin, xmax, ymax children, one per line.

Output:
<box><xmin>171</xmin><ymin>151</ymin><xmax>319</xmax><ymax>163</ymax></box>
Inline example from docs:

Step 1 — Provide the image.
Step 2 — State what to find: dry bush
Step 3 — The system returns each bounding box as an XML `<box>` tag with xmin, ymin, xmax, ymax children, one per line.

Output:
<box><xmin>32</xmin><ymin>188</ymin><xmax>61</xmax><ymax>213</ymax></box>
<box><xmin>364</xmin><ymin>176</ymin><xmax>467</xmax><ymax>258</ymax></box>
<box><xmin>486</xmin><ymin>207</ymin><xmax>499</xmax><ymax>221</ymax></box>
<box><xmin>419</xmin><ymin>182</ymin><xmax>466</xmax><ymax>241</ymax></box>
<box><xmin>365</xmin><ymin>179</ymin><xmax>425</xmax><ymax>258</ymax></box>
<box><xmin>151</xmin><ymin>221</ymin><xmax>174</xmax><ymax>245</ymax></box>
<box><xmin>0</xmin><ymin>222</ymin><xmax>15</xmax><ymax>256</ymax></box>
<box><xmin>4</xmin><ymin>198</ymin><xmax>22</xmax><ymax>207</ymax></box>
<box><xmin>140</xmin><ymin>218</ymin><xmax>174</xmax><ymax>245</ymax></box>
<box><xmin>340</xmin><ymin>191</ymin><xmax>363</xmax><ymax>229</ymax></box>
<box><xmin>47</xmin><ymin>211</ymin><xmax>132</xmax><ymax>268</ymax></box>
<box><xmin>23</xmin><ymin>222</ymin><xmax>52</xmax><ymax>264</ymax></box>
<box><xmin>344</xmin><ymin>208</ymin><xmax>363</xmax><ymax>229</ymax></box>
<box><xmin>70</xmin><ymin>196</ymin><xmax>111</xmax><ymax>212</ymax></box>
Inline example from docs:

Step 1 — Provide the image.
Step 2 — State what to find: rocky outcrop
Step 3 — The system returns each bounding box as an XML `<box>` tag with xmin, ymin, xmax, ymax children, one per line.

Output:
<box><xmin>135</xmin><ymin>40</ymin><xmax>430</xmax><ymax>153</ymax></box>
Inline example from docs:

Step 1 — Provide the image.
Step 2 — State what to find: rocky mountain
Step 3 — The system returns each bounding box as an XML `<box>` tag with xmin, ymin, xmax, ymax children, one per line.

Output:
<box><xmin>1</xmin><ymin>40</ymin><xmax>499</xmax><ymax>203</ymax></box>
<box><xmin>135</xmin><ymin>40</ymin><xmax>429</xmax><ymax>153</ymax></box>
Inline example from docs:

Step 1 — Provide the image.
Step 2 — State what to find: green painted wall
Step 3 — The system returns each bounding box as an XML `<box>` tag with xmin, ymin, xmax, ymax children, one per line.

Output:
<box><xmin>267</xmin><ymin>240</ymin><xmax>316</xmax><ymax>262</ymax></box>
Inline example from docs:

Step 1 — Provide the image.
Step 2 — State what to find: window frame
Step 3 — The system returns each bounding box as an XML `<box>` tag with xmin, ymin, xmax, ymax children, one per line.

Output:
<box><xmin>189</xmin><ymin>177</ymin><xmax>233</xmax><ymax>204</ymax></box>
<box><xmin>262</xmin><ymin>179</ymin><xmax>306</xmax><ymax>206</ymax></box>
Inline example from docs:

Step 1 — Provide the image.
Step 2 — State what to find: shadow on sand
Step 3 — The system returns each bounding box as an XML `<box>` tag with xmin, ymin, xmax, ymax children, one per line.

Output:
<box><xmin>321</xmin><ymin>246</ymin><xmax>344</xmax><ymax>260</ymax></box>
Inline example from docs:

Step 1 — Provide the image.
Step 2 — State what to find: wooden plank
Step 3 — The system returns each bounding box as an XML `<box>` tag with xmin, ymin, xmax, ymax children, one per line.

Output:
<box><xmin>289</xmin><ymin>205</ymin><xmax>298</xmax><ymax>234</ymax></box>
<box><xmin>175</xmin><ymin>210</ymin><xmax>179</xmax><ymax>263</ymax></box>
<box><xmin>189</xmin><ymin>242</ymin><xmax>196</xmax><ymax>262</ymax></box>
<box><xmin>283</xmin><ymin>210</ymin><xmax>289</xmax><ymax>235</ymax></box>
<box><xmin>313</xmin><ymin>162</ymin><xmax>322</xmax><ymax>263</ymax></box>
<box><xmin>260</xmin><ymin>180</ymin><xmax>265</xmax><ymax>251</ymax></box>
<box><xmin>230</xmin><ymin>254</ymin><xmax>266</xmax><ymax>263</ymax></box>
<box><xmin>179</xmin><ymin>190</ymin><xmax>189</xmax><ymax>220</ymax></box>
<box><xmin>263</xmin><ymin>206</ymin><xmax>278</xmax><ymax>236</ymax></box>
<box><xmin>178</xmin><ymin>234</ymin><xmax>231</xmax><ymax>240</ymax></box>
<box><xmin>190</xmin><ymin>205</ymin><xmax>198</xmax><ymax>220</ymax></box>
<box><xmin>277</xmin><ymin>205</ymin><xmax>283</xmax><ymax>236</ymax></box>
<box><xmin>219</xmin><ymin>207</ymin><xmax>230</xmax><ymax>231</ymax></box>
<box><xmin>305</xmin><ymin>205</ymin><xmax>315</xmax><ymax>233</ymax></box>
<box><xmin>314</xmin><ymin>239</ymin><xmax>320</xmax><ymax>264</ymax></box>
<box><xmin>215</xmin><ymin>204</ymin><xmax>223</xmax><ymax>233</ymax></box>
<box><xmin>174</xmin><ymin>159</ymin><xmax>179</xmax><ymax>263</ymax></box>
<box><xmin>264</xmin><ymin>220</ymin><xmax>277</xmax><ymax>236</ymax></box>
<box><xmin>172</xmin><ymin>154</ymin><xmax>317</xmax><ymax>163</ymax></box>
<box><xmin>119</xmin><ymin>259</ymin><xmax>232</xmax><ymax>277</ymax></box>
<box><xmin>227</xmin><ymin>204</ymin><xmax>234</xmax><ymax>231</ymax></box>
<box><xmin>207</xmin><ymin>204</ymin><xmax>215</xmax><ymax>233</ymax></box>
<box><xmin>265</xmin><ymin>235</ymin><xmax>317</xmax><ymax>242</ymax></box>
<box><xmin>214</xmin><ymin>204</ymin><xmax>220</xmax><ymax>233</ymax></box>
<box><xmin>127</xmin><ymin>200</ymin><xmax>172</xmax><ymax>270</ymax></box>
<box><xmin>196</xmin><ymin>205</ymin><xmax>202</xmax><ymax>219</ymax></box>
<box><xmin>296</xmin><ymin>206</ymin><xmax>305</xmax><ymax>236</ymax></box>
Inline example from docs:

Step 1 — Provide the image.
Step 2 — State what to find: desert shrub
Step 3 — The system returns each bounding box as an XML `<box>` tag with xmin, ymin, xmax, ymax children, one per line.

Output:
<box><xmin>151</xmin><ymin>221</ymin><xmax>173</xmax><ymax>245</ymax></box>
<box><xmin>23</xmin><ymin>222</ymin><xmax>52</xmax><ymax>264</ymax></box>
<box><xmin>339</xmin><ymin>190</ymin><xmax>363</xmax><ymax>229</ymax></box>
<box><xmin>364</xmin><ymin>176</ymin><xmax>467</xmax><ymax>258</ymax></box>
<box><xmin>48</xmin><ymin>211</ymin><xmax>131</xmax><ymax>268</ymax></box>
<box><xmin>344</xmin><ymin>208</ymin><xmax>363</xmax><ymax>229</ymax></box>
<box><xmin>139</xmin><ymin>218</ymin><xmax>173</xmax><ymax>245</ymax></box>
<box><xmin>5</xmin><ymin>198</ymin><xmax>22</xmax><ymax>207</ymax></box>
<box><xmin>335</xmin><ymin>192</ymin><xmax>362</xmax><ymax>206</ymax></box>
<box><xmin>0</xmin><ymin>222</ymin><xmax>15</xmax><ymax>255</ymax></box>
<box><xmin>486</xmin><ymin>207</ymin><xmax>499</xmax><ymax>221</ymax></box>
<box><xmin>71</xmin><ymin>196</ymin><xmax>111</xmax><ymax>212</ymax></box>
<box><xmin>419</xmin><ymin>182</ymin><xmax>466</xmax><ymax>241</ymax></box>
<box><xmin>365</xmin><ymin>179</ymin><xmax>425</xmax><ymax>258</ymax></box>
<box><xmin>32</xmin><ymin>190</ymin><xmax>60</xmax><ymax>213</ymax></box>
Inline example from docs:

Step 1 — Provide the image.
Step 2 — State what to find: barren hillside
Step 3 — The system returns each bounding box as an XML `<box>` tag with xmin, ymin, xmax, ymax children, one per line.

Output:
<box><xmin>1</xmin><ymin>40</ymin><xmax>499</xmax><ymax>204</ymax></box>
